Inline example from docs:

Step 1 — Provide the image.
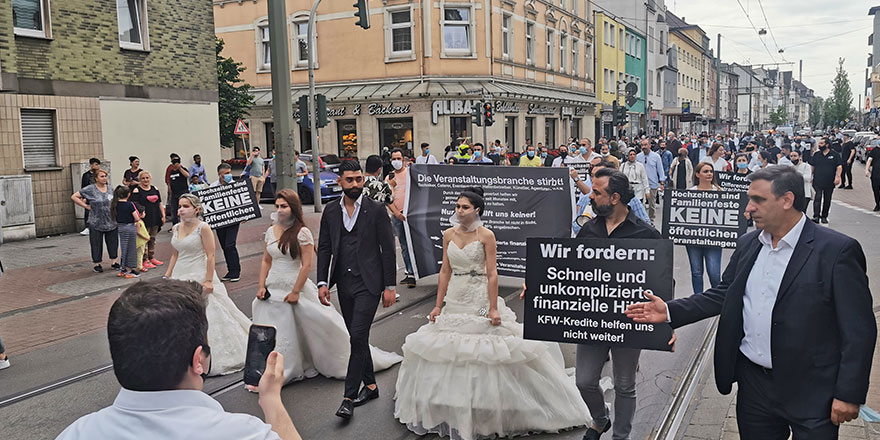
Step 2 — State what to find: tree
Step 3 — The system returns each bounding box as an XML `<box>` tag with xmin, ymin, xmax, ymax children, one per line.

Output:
<box><xmin>809</xmin><ymin>96</ymin><xmax>824</xmax><ymax>128</ymax></box>
<box><xmin>824</xmin><ymin>58</ymin><xmax>853</xmax><ymax>127</ymax></box>
<box><xmin>217</xmin><ymin>38</ymin><xmax>254</xmax><ymax>149</ymax></box>
<box><xmin>769</xmin><ymin>105</ymin><xmax>788</xmax><ymax>127</ymax></box>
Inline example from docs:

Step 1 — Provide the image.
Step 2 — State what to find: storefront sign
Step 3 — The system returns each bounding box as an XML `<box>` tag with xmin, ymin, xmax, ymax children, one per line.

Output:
<box><xmin>528</xmin><ymin>104</ymin><xmax>558</xmax><ymax>115</ymax></box>
<box><xmin>601</xmin><ymin>112</ymin><xmax>613</xmax><ymax>122</ymax></box>
<box><xmin>404</xmin><ymin>165</ymin><xmax>575</xmax><ymax>278</ymax></box>
<box><xmin>494</xmin><ymin>101</ymin><xmax>522</xmax><ymax>113</ymax></box>
<box><xmin>195</xmin><ymin>180</ymin><xmax>261</xmax><ymax>229</ymax></box>
<box><xmin>431</xmin><ymin>99</ymin><xmax>480</xmax><ymax>124</ymax></box>
<box><xmin>661</xmin><ymin>189</ymin><xmax>749</xmax><ymax>248</ymax></box>
<box><xmin>574</xmin><ymin>107</ymin><xmax>588</xmax><ymax>117</ymax></box>
<box><xmin>293</xmin><ymin>106</ymin><xmax>347</xmax><ymax>120</ymax></box>
<box><xmin>561</xmin><ymin>106</ymin><xmax>574</xmax><ymax>117</ymax></box>
<box><xmin>369</xmin><ymin>102</ymin><xmax>410</xmax><ymax>116</ymax></box>
<box><xmin>523</xmin><ymin>237</ymin><xmax>674</xmax><ymax>351</ymax></box>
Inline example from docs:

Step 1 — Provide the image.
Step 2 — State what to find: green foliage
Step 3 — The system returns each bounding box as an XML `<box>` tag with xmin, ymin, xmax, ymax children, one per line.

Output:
<box><xmin>217</xmin><ymin>38</ymin><xmax>254</xmax><ymax>148</ymax></box>
<box><xmin>824</xmin><ymin>58</ymin><xmax>853</xmax><ymax>128</ymax></box>
<box><xmin>769</xmin><ymin>105</ymin><xmax>788</xmax><ymax>127</ymax></box>
<box><xmin>809</xmin><ymin>97</ymin><xmax>823</xmax><ymax>128</ymax></box>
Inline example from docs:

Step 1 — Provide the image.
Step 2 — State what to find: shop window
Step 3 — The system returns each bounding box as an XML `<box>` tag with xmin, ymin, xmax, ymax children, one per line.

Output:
<box><xmin>545</xmin><ymin>118</ymin><xmax>557</xmax><ymax>147</ymax></box>
<box><xmin>450</xmin><ymin>116</ymin><xmax>469</xmax><ymax>146</ymax></box>
<box><xmin>571</xmin><ymin>118</ymin><xmax>581</xmax><ymax>140</ymax></box>
<box><xmin>504</xmin><ymin>116</ymin><xmax>517</xmax><ymax>152</ymax></box>
<box><xmin>21</xmin><ymin>109</ymin><xmax>58</xmax><ymax>168</ymax></box>
<box><xmin>379</xmin><ymin>118</ymin><xmax>414</xmax><ymax>153</ymax></box>
<box><xmin>525</xmin><ymin>117</ymin><xmax>535</xmax><ymax>147</ymax></box>
<box><xmin>13</xmin><ymin>0</ymin><xmax>51</xmax><ymax>38</ymax></box>
<box><xmin>265</xmin><ymin>122</ymin><xmax>275</xmax><ymax>152</ymax></box>
<box><xmin>300</xmin><ymin>129</ymin><xmax>312</xmax><ymax>155</ymax></box>
<box><xmin>117</xmin><ymin>0</ymin><xmax>148</xmax><ymax>50</ymax></box>
<box><xmin>337</xmin><ymin>119</ymin><xmax>358</xmax><ymax>158</ymax></box>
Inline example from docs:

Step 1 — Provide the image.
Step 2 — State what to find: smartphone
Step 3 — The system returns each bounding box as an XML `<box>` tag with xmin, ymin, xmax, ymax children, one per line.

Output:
<box><xmin>259</xmin><ymin>289</ymin><xmax>271</xmax><ymax>301</ymax></box>
<box><xmin>243</xmin><ymin>324</ymin><xmax>277</xmax><ymax>386</ymax></box>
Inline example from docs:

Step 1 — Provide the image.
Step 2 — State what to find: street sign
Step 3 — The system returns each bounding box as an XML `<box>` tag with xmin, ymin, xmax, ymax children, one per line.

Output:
<box><xmin>682</xmin><ymin>102</ymin><xmax>691</xmax><ymax>114</ymax></box>
<box><xmin>234</xmin><ymin>119</ymin><xmax>250</xmax><ymax>135</ymax></box>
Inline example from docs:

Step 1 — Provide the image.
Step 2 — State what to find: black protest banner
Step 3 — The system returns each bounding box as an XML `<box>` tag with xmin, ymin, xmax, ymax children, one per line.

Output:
<box><xmin>524</xmin><ymin>238</ymin><xmax>674</xmax><ymax>351</ymax></box>
<box><xmin>195</xmin><ymin>180</ymin><xmax>261</xmax><ymax>229</ymax></box>
<box><xmin>569</xmin><ymin>162</ymin><xmax>592</xmax><ymax>199</ymax></box>
<box><xmin>405</xmin><ymin>165</ymin><xmax>574</xmax><ymax>278</ymax></box>
<box><xmin>661</xmin><ymin>189</ymin><xmax>748</xmax><ymax>248</ymax></box>
<box><xmin>716</xmin><ymin>171</ymin><xmax>750</xmax><ymax>193</ymax></box>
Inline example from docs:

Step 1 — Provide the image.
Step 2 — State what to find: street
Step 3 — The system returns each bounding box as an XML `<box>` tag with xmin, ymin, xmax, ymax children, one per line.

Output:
<box><xmin>0</xmin><ymin>163</ymin><xmax>877</xmax><ymax>440</ymax></box>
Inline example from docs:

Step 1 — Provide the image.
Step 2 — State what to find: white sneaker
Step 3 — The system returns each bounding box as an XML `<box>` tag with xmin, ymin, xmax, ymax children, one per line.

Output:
<box><xmin>80</xmin><ymin>228</ymin><xmax>89</xmax><ymax>235</ymax></box>
<box><xmin>0</xmin><ymin>358</ymin><xmax>10</xmax><ymax>370</ymax></box>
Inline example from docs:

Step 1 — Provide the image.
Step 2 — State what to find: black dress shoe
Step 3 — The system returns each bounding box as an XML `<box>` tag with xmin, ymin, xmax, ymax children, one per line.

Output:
<box><xmin>873</xmin><ymin>205</ymin><xmax>879</xmax><ymax>212</ymax></box>
<box><xmin>335</xmin><ymin>399</ymin><xmax>354</xmax><ymax>419</ymax></box>
<box><xmin>582</xmin><ymin>419</ymin><xmax>611</xmax><ymax>439</ymax></box>
<box><xmin>352</xmin><ymin>386</ymin><xmax>379</xmax><ymax>407</ymax></box>
<box><xmin>811</xmin><ymin>217</ymin><xmax>820</xmax><ymax>223</ymax></box>
<box><xmin>820</xmin><ymin>218</ymin><xmax>829</xmax><ymax>224</ymax></box>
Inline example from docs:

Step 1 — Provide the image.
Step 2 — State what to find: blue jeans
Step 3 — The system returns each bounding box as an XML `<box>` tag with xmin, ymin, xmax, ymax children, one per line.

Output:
<box><xmin>391</xmin><ymin>216</ymin><xmax>413</xmax><ymax>276</ymax></box>
<box><xmin>685</xmin><ymin>245</ymin><xmax>722</xmax><ymax>294</ymax></box>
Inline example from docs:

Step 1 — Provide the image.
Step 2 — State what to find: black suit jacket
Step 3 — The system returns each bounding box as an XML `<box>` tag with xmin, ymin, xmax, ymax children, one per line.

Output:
<box><xmin>667</xmin><ymin>219</ymin><xmax>876</xmax><ymax>417</ymax></box>
<box><xmin>316</xmin><ymin>196</ymin><xmax>397</xmax><ymax>294</ymax></box>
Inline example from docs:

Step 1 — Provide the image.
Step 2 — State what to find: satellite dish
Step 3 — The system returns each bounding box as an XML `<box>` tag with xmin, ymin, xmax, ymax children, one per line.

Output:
<box><xmin>625</xmin><ymin>82</ymin><xmax>638</xmax><ymax>97</ymax></box>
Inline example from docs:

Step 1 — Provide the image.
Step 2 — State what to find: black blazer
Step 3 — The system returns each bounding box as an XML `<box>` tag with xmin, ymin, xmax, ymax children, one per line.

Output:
<box><xmin>667</xmin><ymin>219</ymin><xmax>876</xmax><ymax>417</ymax></box>
<box><xmin>316</xmin><ymin>196</ymin><xmax>397</xmax><ymax>294</ymax></box>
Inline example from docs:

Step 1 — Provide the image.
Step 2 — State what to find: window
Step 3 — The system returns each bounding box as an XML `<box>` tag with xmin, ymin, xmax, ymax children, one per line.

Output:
<box><xmin>450</xmin><ymin>117</ymin><xmax>469</xmax><ymax>145</ymax></box>
<box><xmin>294</xmin><ymin>21</ymin><xmax>315</xmax><ymax>67</ymax></box>
<box><xmin>546</xmin><ymin>29</ymin><xmax>554</xmax><ymax>70</ymax></box>
<box><xmin>20</xmin><ymin>109</ymin><xmax>57</xmax><ymax>169</ymax></box>
<box><xmin>545</xmin><ymin>118</ymin><xmax>557</xmax><ymax>147</ymax></box>
<box><xmin>659</xmin><ymin>30</ymin><xmax>665</xmax><ymax>54</ymax></box>
<box><xmin>525</xmin><ymin>117</ymin><xmax>535</xmax><ymax>146</ymax></box>
<box><xmin>501</xmin><ymin>14</ymin><xmax>511</xmax><ymax>59</ymax></box>
<box><xmin>584</xmin><ymin>43</ymin><xmax>591</xmax><ymax>79</ymax></box>
<box><xmin>603</xmin><ymin>22</ymin><xmax>610</xmax><ymax>46</ymax></box>
<box><xmin>571</xmin><ymin>39</ymin><xmax>578</xmax><ymax>76</ymax></box>
<box><xmin>13</xmin><ymin>0</ymin><xmax>50</xmax><ymax>38</ymax></box>
<box><xmin>117</xmin><ymin>0</ymin><xmax>148</xmax><ymax>50</ymax></box>
<box><xmin>609</xmin><ymin>24</ymin><xmax>615</xmax><ymax>47</ymax></box>
<box><xmin>648</xmin><ymin>27</ymin><xmax>654</xmax><ymax>53</ymax></box>
<box><xmin>505</xmin><ymin>116</ymin><xmax>517</xmax><ymax>152</ymax></box>
<box><xmin>603</xmin><ymin>69</ymin><xmax>610</xmax><ymax>93</ymax></box>
<box><xmin>656</xmin><ymin>71</ymin><xmax>662</xmax><ymax>96</ymax></box>
<box><xmin>379</xmin><ymin>118</ymin><xmax>414</xmax><ymax>151</ymax></box>
<box><xmin>443</xmin><ymin>7</ymin><xmax>473</xmax><ymax>55</ymax></box>
<box><xmin>559</xmin><ymin>33</ymin><xmax>567</xmax><ymax>73</ymax></box>
<box><xmin>525</xmin><ymin>22</ymin><xmax>535</xmax><ymax>65</ymax></box>
<box><xmin>636</xmin><ymin>38</ymin><xmax>641</xmax><ymax>58</ymax></box>
<box><xmin>257</xmin><ymin>25</ymin><xmax>271</xmax><ymax>71</ymax></box>
<box><xmin>619</xmin><ymin>29</ymin><xmax>624</xmax><ymax>50</ymax></box>
<box><xmin>572</xmin><ymin>0</ymin><xmax>578</xmax><ymax>16</ymax></box>
<box><xmin>648</xmin><ymin>69</ymin><xmax>653</xmax><ymax>95</ymax></box>
<box><xmin>388</xmin><ymin>8</ymin><xmax>414</xmax><ymax>56</ymax></box>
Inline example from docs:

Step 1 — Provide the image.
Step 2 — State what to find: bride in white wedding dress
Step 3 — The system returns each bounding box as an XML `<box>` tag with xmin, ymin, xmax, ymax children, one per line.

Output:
<box><xmin>252</xmin><ymin>189</ymin><xmax>401</xmax><ymax>384</ymax></box>
<box><xmin>164</xmin><ymin>194</ymin><xmax>250</xmax><ymax>376</ymax></box>
<box><xmin>394</xmin><ymin>187</ymin><xmax>590</xmax><ymax>440</ymax></box>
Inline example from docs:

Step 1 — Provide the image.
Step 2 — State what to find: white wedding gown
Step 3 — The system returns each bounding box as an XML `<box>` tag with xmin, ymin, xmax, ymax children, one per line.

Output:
<box><xmin>171</xmin><ymin>222</ymin><xmax>250</xmax><ymax>376</ymax></box>
<box><xmin>251</xmin><ymin>226</ymin><xmax>402</xmax><ymax>383</ymax></box>
<box><xmin>394</xmin><ymin>236</ymin><xmax>590</xmax><ymax>440</ymax></box>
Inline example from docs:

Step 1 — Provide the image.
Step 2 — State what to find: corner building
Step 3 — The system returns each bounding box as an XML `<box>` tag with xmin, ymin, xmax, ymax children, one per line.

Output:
<box><xmin>214</xmin><ymin>0</ymin><xmax>601</xmax><ymax>161</ymax></box>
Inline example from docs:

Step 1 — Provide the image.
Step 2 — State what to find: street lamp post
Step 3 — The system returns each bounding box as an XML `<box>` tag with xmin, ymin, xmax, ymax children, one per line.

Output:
<box><xmin>307</xmin><ymin>0</ymin><xmax>322</xmax><ymax>212</ymax></box>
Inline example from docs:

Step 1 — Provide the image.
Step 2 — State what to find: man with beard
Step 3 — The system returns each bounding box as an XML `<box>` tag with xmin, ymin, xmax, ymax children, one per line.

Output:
<box><xmin>574</xmin><ymin>167</ymin><xmax>666</xmax><ymax>440</ymax></box>
<box><xmin>551</xmin><ymin>145</ymin><xmax>570</xmax><ymax>167</ymax></box>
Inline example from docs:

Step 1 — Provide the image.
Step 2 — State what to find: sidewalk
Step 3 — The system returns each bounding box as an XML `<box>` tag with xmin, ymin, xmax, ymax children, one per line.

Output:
<box><xmin>680</xmin><ymin>310</ymin><xmax>880</xmax><ymax>440</ymax></box>
<box><xmin>0</xmin><ymin>206</ymin><xmax>322</xmax><ymax>356</ymax></box>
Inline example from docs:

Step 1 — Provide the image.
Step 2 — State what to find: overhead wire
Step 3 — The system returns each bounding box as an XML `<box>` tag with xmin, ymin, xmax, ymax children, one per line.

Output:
<box><xmin>733</xmin><ymin>0</ymin><xmax>777</xmax><ymax>63</ymax></box>
<box><xmin>755</xmin><ymin>0</ymin><xmax>785</xmax><ymax>61</ymax></box>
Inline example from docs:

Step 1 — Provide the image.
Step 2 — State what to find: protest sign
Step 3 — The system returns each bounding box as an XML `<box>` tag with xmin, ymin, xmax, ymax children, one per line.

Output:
<box><xmin>661</xmin><ymin>189</ymin><xmax>748</xmax><ymax>248</ymax></box>
<box><xmin>569</xmin><ymin>162</ymin><xmax>592</xmax><ymax>199</ymax></box>
<box><xmin>523</xmin><ymin>238</ymin><xmax>674</xmax><ymax>351</ymax></box>
<box><xmin>716</xmin><ymin>171</ymin><xmax>750</xmax><ymax>193</ymax></box>
<box><xmin>194</xmin><ymin>180</ymin><xmax>261</xmax><ymax>229</ymax></box>
<box><xmin>405</xmin><ymin>165</ymin><xmax>574</xmax><ymax>278</ymax></box>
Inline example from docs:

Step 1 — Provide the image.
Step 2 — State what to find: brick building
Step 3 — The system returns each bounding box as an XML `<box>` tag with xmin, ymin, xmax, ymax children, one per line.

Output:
<box><xmin>0</xmin><ymin>0</ymin><xmax>220</xmax><ymax>238</ymax></box>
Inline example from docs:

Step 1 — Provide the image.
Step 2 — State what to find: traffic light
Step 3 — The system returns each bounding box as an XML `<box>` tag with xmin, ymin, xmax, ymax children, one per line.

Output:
<box><xmin>316</xmin><ymin>94</ymin><xmax>328</xmax><ymax>128</ymax></box>
<box><xmin>471</xmin><ymin>101</ymin><xmax>483</xmax><ymax>126</ymax></box>
<box><xmin>615</xmin><ymin>102</ymin><xmax>629</xmax><ymax>126</ymax></box>
<box><xmin>297</xmin><ymin>95</ymin><xmax>309</xmax><ymax>129</ymax></box>
<box><xmin>353</xmin><ymin>0</ymin><xmax>370</xmax><ymax>29</ymax></box>
<box><xmin>482</xmin><ymin>102</ymin><xmax>494</xmax><ymax>126</ymax></box>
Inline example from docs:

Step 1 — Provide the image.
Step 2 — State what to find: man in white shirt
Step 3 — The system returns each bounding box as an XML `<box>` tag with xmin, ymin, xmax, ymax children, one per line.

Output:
<box><xmin>626</xmin><ymin>166</ymin><xmax>875</xmax><ymax>439</ymax></box>
<box><xmin>551</xmin><ymin>145</ymin><xmax>570</xmax><ymax>167</ymax></box>
<box><xmin>414</xmin><ymin>142</ymin><xmax>439</xmax><ymax>165</ymax></box>
<box><xmin>57</xmin><ymin>279</ymin><xmax>300</xmax><ymax>440</ymax></box>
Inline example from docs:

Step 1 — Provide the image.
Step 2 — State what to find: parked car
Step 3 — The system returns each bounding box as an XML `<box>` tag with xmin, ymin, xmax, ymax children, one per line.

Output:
<box><xmin>857</xmin><ymin>137</ymin><xmax>880</xmax><ymax>163</ymax></box>
<box><xmin>259</xmin><ymin>155</ymin><xmax>343</xmax><ymax>204</ymax></box>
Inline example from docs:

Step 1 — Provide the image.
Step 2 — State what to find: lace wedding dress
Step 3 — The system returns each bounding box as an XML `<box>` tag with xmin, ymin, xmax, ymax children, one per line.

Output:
<box><xmin>171</xmin><ymin>222</ymin><xmax>250</xmax><ymax>376</ymax></box>
<box><xmin>251</xmin><ymin>226</ymin><xmax>402</xmax><ymax>383</ymax></box>
<box><xmin>394</xmin><ymin>235</ymin><xmax>590</xmax><ymax>440</ymax></box>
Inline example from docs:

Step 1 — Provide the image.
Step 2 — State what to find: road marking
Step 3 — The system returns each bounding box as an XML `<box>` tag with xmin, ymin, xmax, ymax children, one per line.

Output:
<box><xmin>832</xmin><ymin>200</ymin><xmax>880</xmax><ymax>216</ymax></box>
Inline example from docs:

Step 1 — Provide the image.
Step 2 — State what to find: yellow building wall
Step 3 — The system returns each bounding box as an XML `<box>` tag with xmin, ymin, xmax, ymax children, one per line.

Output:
<box><xmin>670</xmin><ymin>32</ymin><xmax>702</xmax><ymax>112</ymax></box>
<box><xmin>595</xmin><ymin>13</ymin><xmax>626</xmax><ymax>107</ymax></box>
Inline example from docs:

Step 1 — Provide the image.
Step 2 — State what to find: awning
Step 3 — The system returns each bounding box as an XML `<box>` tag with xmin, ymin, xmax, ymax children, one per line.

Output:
<box><xmin>252</xmin><ymin>79</ymin><xmax>603</xmax><ymax>107</ymax></box>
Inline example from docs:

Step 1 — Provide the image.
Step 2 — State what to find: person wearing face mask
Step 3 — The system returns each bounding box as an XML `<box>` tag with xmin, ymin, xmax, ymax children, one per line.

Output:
<box><xmin>518</xmin><ymin>145</ymin><xmax>543</xmax><ymax>167</ymax></box>
<box><xmin>541</xmin><ymin>146</ymin><xmax>555</xmax><ymax>167</ymax></box>
<box><xmin>252</xmin><ymin>189</ymin><xmax>402</xmax><ymax>385</ymax></box>
<box><xmin>669</xmin><ymin>147</ymin><xmax>695</xmax><ymax>190</ymax></box>
<box><xmin>568</xmin><ymin>138</ymin><xmax>601</xmax><ymax>164</ymax></box>
<box><xmin>734</xmin><ymin>153</ymin><xmax>752</xmax><ymax>175</ymax></box>
<box><xmin>211</xmin><ymin>163</ymin><xmax>242</xmax><ymax>282</ymax></box>
<box><xmin>657</xmin><ymin>140</ymin><xmax>674</xmax><ymax>179</ymax></box>
<box><xmin>163</xmin><ymin>193</ymin><xmax>250</xmax><ymax>376</ymax></box>
<box><xmin>600</xmin><ymin>143</ymin><xmax>620</xmax><ymax>169</ymax></box>
<box><xmin>552</xmin><ymin>145</ymin><xmax>569</xmax><ymax>167</ymax></box>
<box><xmin>808</xmin><ymin>137</ymin><xmax>843</xmax><ymax>224</ymax></box>
<box><xmin>574</xmin><ymin>168</ymin><xmax>669</xmax><ymax>440</ymax></box>
<box><xmin>789</xmin><ymin>150</ymin><xmax>812</xmax><ymax>214</ymax></box>
<box><xmin>621</xmin><ymin>149</ymin><xmax>650</xmax><ymax>208</ymax></box>
<box><xmin>415</xmin><ymin>142</ymin><xmax>439</xmax><ymax>165</ymax></box>
<box><xmin>467</xmin><ymin>143</ymin><xmax>494</xmax><ymax>165</ymax></box>
<box><xmin>386</xmin><ymin>148</ymin><xmax>417</xmax><ymax>287</ymax></box>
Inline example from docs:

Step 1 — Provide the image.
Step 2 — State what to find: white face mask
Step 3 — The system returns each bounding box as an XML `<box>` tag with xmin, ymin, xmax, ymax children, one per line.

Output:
<box><xmin>450</xmin><ymin>209</ymin><xmax>482</xmax><ymax>232</ymax></box>
<box><xmin>391</xmin><ymin>160</ymin><xmax>403</xmax><ymax>170</ymax></box>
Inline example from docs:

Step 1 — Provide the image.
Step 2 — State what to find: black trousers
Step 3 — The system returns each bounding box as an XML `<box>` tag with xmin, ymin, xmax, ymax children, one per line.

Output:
<box><xmin>168</xmin><ymin>191</ymin><xmax>188</xmax><ymax>225</ymax></box>
<box><xmin>89</xmin><ymin>227</ymin><xmax>118</xmax><ymax>263</ymax></box>
<box><xmin>215</xmin><ymin>223</ymin><xmax>241</xmax><ymax>277</ymax></box>
<box><xmin>872</xmin><ymin>177</ymin><xmax>880</xmax><ymax>207</ymax></box>
<box><xmin>812</xmin><ymin>185</ymin><xmax>834</xmax><ymax>219</ymax></box>
<box><xmin>840</xmin><ymin>161</ymin><xmax>853</xmax><ymax>187</ymax></box>
<box><xmin>337</xmin><ymin>271</ymin><xmax>379</xmax><ymax>399</ymax></box>
<box><xmin>800</xmin><ymin>197</ymin><xmax>811</xmax><ymax>215</ymax></box>
<box><xmin>735</xmin><ymin>352</ymin><xmax>838</xmax><ymax>439</ymax></box>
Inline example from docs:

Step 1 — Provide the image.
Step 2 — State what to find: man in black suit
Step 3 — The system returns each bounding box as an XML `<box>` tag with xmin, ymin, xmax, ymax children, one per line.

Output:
<box><xmin>627</xmin><ymin>166</ymin><xmax>876</xmax><ymax>439</ymax></box>
<box><xmin>317</xmin><ymin>160</ymin><xmax>398</xmax><ymax>420</ymax></box>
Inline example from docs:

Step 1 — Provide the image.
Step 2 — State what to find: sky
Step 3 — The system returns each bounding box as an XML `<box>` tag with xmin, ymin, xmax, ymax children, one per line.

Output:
<box><xmin>668</xmin><ymin>0</ymin><xmax>874</xmax><ymax>105</ymax></box>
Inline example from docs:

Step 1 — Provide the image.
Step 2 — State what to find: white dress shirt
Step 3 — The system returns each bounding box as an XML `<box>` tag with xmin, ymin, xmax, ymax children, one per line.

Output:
<box><xmin>342</xmin><ymin>194</ymin><xmax>363</xmax><ymax>232</ymax></box>
<box><xmin>56</xmin><ymin>388</ymin><xmax>280</xmax><ymax>440</ymax></box>
<box><xmin>739</xmin><ymin>214</ymin><xmax>807</xmax><ymax>369</ymax></box>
